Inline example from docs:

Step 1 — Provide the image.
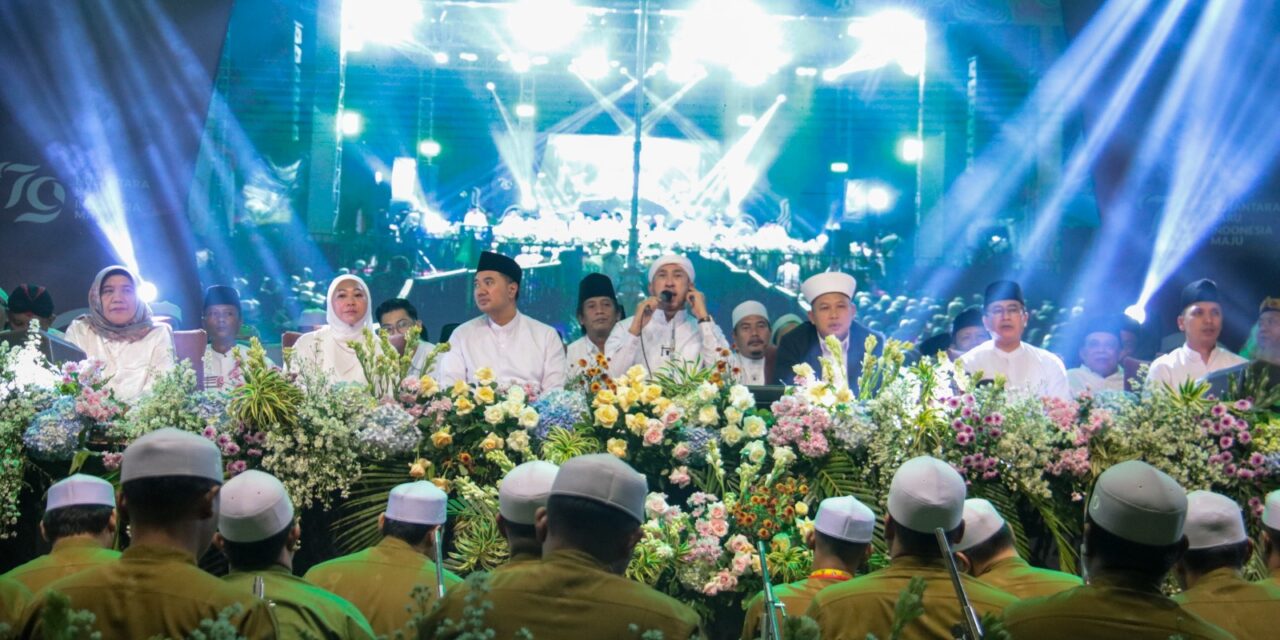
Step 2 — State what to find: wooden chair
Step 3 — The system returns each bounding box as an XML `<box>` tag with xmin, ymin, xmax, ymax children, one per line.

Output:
<box><xmin>172</xmin><ymin>329</ymin><xmax>207</xmax><ymax>387</ymax></box>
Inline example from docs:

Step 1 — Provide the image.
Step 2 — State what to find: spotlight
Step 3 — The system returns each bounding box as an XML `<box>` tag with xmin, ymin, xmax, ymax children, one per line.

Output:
<box><xmin>570</xmin><ymin>46</ymin><xmax>611</xmax><ymax>80</ymax></box>
<box><xmin>510</xmin><ymin>52</ymin><xmax>532</xmax><ymax>73</ymax></box>
<box><xmin>515</xmin><ymin>103</ymin><xmax>537</xmax><ymax>119</ymax></box>
<box><xmin>669</xmin><ymin>0</ymin><xmax>788</xmax><ymax>86</ymax></box>
<box><xmin>736</xmin><ymin>114</ymin><xmax>757</xmax><ymax>127</ymax></box>
<box><xmin>340</xmin><ymin>111</ymin><xmax>363</xmax><ymax>137</ymax></box>
<box><xmin>830</xmin><ymin>162</ymin><xmax>849</xmax><ymax>174</ymax></box>
<box><xmin>898</xmin><ymin>137</ymin><xmax>924</xmax><ymax>163</ymax></box>
<box><xmin>1124</xmin><ymin>304</ymin><xmax>1147</xmax><ymax>324</ymax></box>
<box><xmin>506</xmin><ymin>0</ymin><xmax>584</xmax><ymax>53</ymax></box>
<box><xmin>390</xmin><ymin>158</ymin><xmax>417</xmax><ymax>202</ymax></box>
<box><xmin>794</xmin><ymin>67</ymin><xmax>818</xmax><ymax>77</ymax></box>
<box><xmin>485</xmin><ymin>81</ymin><xmax>497</xmax><ymax>91</ymax></box>
<box><xmin>433</xmin><ymin>51</ymin><xmax>449</xmax><ymax>65</ymax></box>
<box><xmin>418</xmin><ymin>139</ymin><xmax>442</xmax><ymax>158</ymax></box>
<box><xmin>459</xmin><ymin>52</ymin><xmax>479</xmax><ymax>62</ymax></box>
<box><xmin>775</xmin><ymin>94</ymin><xmax>788</xmax><ymax>104</ymax></box>
<box><xmin>866</xmin><ymin>186</ymin><xmax>893</xmax><ymax>212</ymax></box>
<box><xmin>341</xmin><ymin>0</ymin><xmax>424</xmax><ymax>52</ymax></box>
<box><xmin>137</xmin><ymin>281</ymin><xmax>158</xmax><ymax>304</ymax></box>
<box><xmin>825</xmin><ymin>9</ymin><xmax>926</xmax><ymax>80</ymax></box>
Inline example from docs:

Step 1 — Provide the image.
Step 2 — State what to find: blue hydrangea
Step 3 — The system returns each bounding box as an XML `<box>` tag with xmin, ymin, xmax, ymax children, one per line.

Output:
<box><xmin>532</xmin><ymin>389</ymin><xmax>588</xmax><ymax>441</ymax></box>
<box><xmin>194</xmin><ymin>391</ymin><xmax>230</xmax><ymax>423</ymax></box>
<box><xmin>356</xmin><ymin>403</ymin><xmax>421</xmax><ymax>458</ymax></box>
<box><xmin>24</xmin><ymin>397</ymin><xmax>85</xmax><ymax>461</ymax></box>
<box><xmin>682</xmin><ymin>426</ymin><xmax>717</xmax><ymax>457</ymax></box>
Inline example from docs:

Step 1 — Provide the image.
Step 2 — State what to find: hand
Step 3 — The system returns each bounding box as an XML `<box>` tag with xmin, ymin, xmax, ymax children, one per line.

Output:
<box><xmin>686</xmin><ymin>287</ymin><xmax>709</xmax><ymax>322</ymax></box>
<box><xmin>629</xmin><ymin>297</ymin><xmax>660</xmax><ymax>336</ymax></box>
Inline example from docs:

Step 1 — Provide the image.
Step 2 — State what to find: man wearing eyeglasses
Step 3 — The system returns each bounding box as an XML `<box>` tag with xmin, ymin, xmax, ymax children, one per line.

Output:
<box><xmin>376</xmin><ymin>298</ymin><xmax>436</xmax><ymax>377</ymax></box>
<box><xmin>957</xmin><ymin>280</ymin><xmax>1070</xmax><ymax>399</ymax></box>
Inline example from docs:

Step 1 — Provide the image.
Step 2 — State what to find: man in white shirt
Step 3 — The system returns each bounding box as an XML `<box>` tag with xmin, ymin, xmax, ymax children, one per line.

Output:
<box><xmin>202</xmin><ymin>286</ymin><xmax>263</xmax><ymax>390</ymax></box>
<box><xmin>1067</xmin><ymin>316</ymin><xmax>1127</xmax><ymax>396</ymax></box>
<box><xmin>957</xmin><ymin>281</ymin><xmax>1070</xmax><ymax>399</ymax></box>
<box><xmin>1147</xmin><ymin>278</ymin><xmax>1247</xmax><ymax>390</ymax></box>
<box><xmin>730</xmin><ymin>301</ymin><xmax>774</xmax><ymax>386</ymax></box>
<box><xmin>604</xmin><ymin>254</ymin><xmax>728</xmax><ymax>379</ymax></box>
<box><xmin>776</xmin><ymin>255</ymin><xmax>801</xmax><ymax>291</ymax></box>
<box><xmin>374</xmin><ymin>298</ymin><xmax>437</xmax><ymax>378</ymax></box>
<box><xmin>438</xmin><ymin>251</ymin><xmax>566</xmax><ymax>391</ymax></box>
<box><xmin>566</xmin><ymin>273</ymin><xmax>622</xmax><ymax>379</ymax></box>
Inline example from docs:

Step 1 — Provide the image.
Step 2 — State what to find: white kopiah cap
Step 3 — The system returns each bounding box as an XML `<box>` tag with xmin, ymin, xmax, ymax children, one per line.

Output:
<box><xmin>550</xmin><ymin>453</ymin><xmax>648</xmax><ymax>523</ymax></box>
<box><xmin>955</xmin><ymin>499</ymin><xmax>1007</xmax><ymax>552</ymax></box>
<box><xmin>121</xmin><ymin>428</ymin><xmax>223</xmax><ymax>483</ymax></box>
<box><xmin>218</xmin><ymin>470</ymin><xmax>295</xmax><ymax>543</ymax></box>
<box><xmin>1088</xmin><ymin>460</ymin><xmax>1186</xmax><ymax>546</ymax></box>
<box><xmin>647</xmin><ymin>254</ymin><xmax>696</xmax><ymax>285</ymax></box>
<box><xmin>731</xmin><ymin>301</ymin><xmax>770</xmax><ymax>329</ymax></box>
<box><xmin>1265</xmin><ymin>489</ymin><xmax>1280</xmax><ymax>530</ymax></box>
<box><xmin>499</xmin><ymin>461</ymin><xmax>560</xmax><ymax>526</ymax></box>
<box><xmin>887</xmin><ymin>456</ymin><xmax>966</xmax><ymax>533</ymax></box>
<box><xmin>814</xmin><ymin>496</ymin><xmax>875</xmax><ymax>544</ymax></box>
<box><xmin>800</xmin><ymin>272</ymin><xmax>857</xmax><ymax>305</ymax></box>
<box><xmin>46</xmin><ymin>474</ymin><xmax>115</xmax><ymax>511</ymax></box>
<box><xmin>385</xmin><ymin>481</ymin><xmax>448</xmax><ymax>525</ymax></box>
<box><xmin>1183</xmin><ymin>490</ymin><xmax>1246</xmax><ymax>550</ymax></box>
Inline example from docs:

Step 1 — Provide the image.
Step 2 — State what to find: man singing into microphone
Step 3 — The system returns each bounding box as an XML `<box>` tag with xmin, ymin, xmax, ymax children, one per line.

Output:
<box><xmin>605</xmin><ymin>254</ymin><xmax>729</xmax><ymax>379</ymax></box>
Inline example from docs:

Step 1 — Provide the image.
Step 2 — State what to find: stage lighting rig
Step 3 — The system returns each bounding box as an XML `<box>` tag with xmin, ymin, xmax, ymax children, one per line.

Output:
<box><xmin>506</xmin><ymin>0</ymin><xmax>584</xmax><ymax>53</ymax></box>
<box><xmin>823</xmin><ymin>9</ymin><xmax>926</xmax><ymax>81</ymax></box>
<box><xmin>341</xmin><ymin>0</ymin><xmax>424</xmax><ymax>53</ymax></box>
<box><xmin>570</xmin><ymin>47</ymin><xmax>611</xmax><ymax>80</ymax></box>
<box><xmin>418</xmin><ymin>139</ymin><xmax>442</xmax><ymax>158</ymax></box>
<box><xmin>668</xmin><ymin>0</ymin><xmax>789</xmax><ymax>87</ymax></box>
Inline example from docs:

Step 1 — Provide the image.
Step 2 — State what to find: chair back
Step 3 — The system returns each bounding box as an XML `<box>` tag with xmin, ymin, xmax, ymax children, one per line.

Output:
<box><xmin>172</xmin><ymin>329</ymin><xmax>208</xmax><ymax>386</ymax></box>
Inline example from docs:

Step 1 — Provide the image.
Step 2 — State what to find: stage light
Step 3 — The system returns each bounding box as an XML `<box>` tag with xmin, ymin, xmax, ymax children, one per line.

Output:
<box><xmin>775</xmin><ymin>94</ymin><xmax>788</xmax><ymax>104</ymax></box>
<box><xmin>433</xmin><ymin>51</ymin><xmax>449</xmax><ymax>65</ymax></box>
<box><xmin>506</xmin><ymin>0</ymin><xmax>584</xmax><ymax>53</ymax></box>
<box><xmin>570</xmin><ymin>47</ymin><xmax>611</xmax><ymax>80</ymax></box>
<box><xmin>669</xmin><ymin>0</ymin><xmax>788</xmax><ymax>86</ymax></box>
<box><xmin>418</xmin><ymin>139</ymin><xmax>442</xmax><ymax>158</ymax></box>
<box><xmin>459</xmin><ymin>52</ymin><xmax>479</xmax><ymax>62</ymax></box>
<box><xmin>867</xmin><ymin>186</ymin><xmax>893</xmax><ymax>212</ymax></box>
<box><xmin>374</xmin><ymin>171</ymin><xmax>384</xmax><ymax>184</ymax></box>
<box><xmin>390</xmin><ymin>157</ymin><xmax>417</xmax><ymax>202</ymax></box>
<box><xmin>736</xmin><ymin>114</ymin><xmax>757</xmax><ymax>127</ymax></box>
<box><xmin>341</xmin><ymin>0</ymin><xmax>424</xmax><ymax>53</ymax></box>
<box><xmin>485</xmin><ymin>81</ymin><xmax>497</xmax><ymax>92</ymax></box>
<box><xmin>510</xmin><ymin>52</ymin><xmax>532</xmax><ymax>73</ymax></box>
<box><xmin>340</xmin><ymin>111</ymin><xmax>363</xmax><ymax>137</ymax></box>
<box><xmin>794</xmin><ymin>67</ymin><xmax>818</xmax><ymax>77</ymax></box>
<box><xmin>825</xmin><ymin>9</ymin><xmax>926</xmax><ymax>80</ymax></box>
<box><xmin>515</xmin><ymin>103</ymin><xmax>537</xmax><ymax>119</ymax></box>
<box><xmin>899</xmin><ymin>137</ymin><xmax>924</xmax><ymax>163</ymax></box>
<box><xmin>830</xmin><ymin>162</ymin><xmax>849</xmax><ymax>174</ymax></box>
<box><xmin>137</xmin><ymin>281</ymin><xmax>158</xmax><ymax>304</ymax></box>
<box><xmin>1124</xmin><ymin>304</ymin><xmax>1147</xmax><ymax>325</ymax></box>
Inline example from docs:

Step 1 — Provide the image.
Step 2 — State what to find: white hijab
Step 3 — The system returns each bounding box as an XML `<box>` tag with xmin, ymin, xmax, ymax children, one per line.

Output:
<box><xmin>325</xmin><ymin>274</ymin><xmax>374</xmax><ymax>342</ymax></box>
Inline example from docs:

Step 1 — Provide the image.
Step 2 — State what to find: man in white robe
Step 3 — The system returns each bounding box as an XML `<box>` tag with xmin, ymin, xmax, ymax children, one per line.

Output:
<box><xmin>565</xmin><ymin>274</ymin><xmax>622</xmax><ymax>379</ymax></box>
<box><xmin>604</xmin><ymin>254</ymin><xmax>729</xmax><ymax>379</ymax></box>
<box><xmin>1148</xmin><ymin>278</ymin><xmax>1247</xmax><ymax>390</ymax></box>
<box><xmin>1067</xmin><ymin>316</ymin><xmax>1127</xmax><ymax>396</ymax></box>
<box><xmin>201</xmin><ymin>286</ymin><xmax>273</xmax><ymax>390</ymax></box>
<box><xmin>729</xmin><ymin>301</ymin><xmax>773</xmax><ymax>386</ymax></box>
<box><xmin>438</xmin><ymin>251</ymin><xmax>566</xmax><ymax>391</ymax></box>
<box><xmin>958</xmin><ymin>280</ymin><xmax>1070</xmax><ymax>399</ymax></box>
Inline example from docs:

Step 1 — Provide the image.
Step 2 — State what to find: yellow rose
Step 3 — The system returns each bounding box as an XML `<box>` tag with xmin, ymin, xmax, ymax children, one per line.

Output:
<box><xmin>720</xmin><ymin>425</ymin><xmax>743</xmax><ymax>446</ymax></box>
<box><xmin>475</xmin><ymin>367</ymin><xmax>496</xmax><ymax>384</ymax></box>
<box><xmin>594</xmin><ymin>389</ymin><xmax>617</xmax><ymax>406</ymax></box>
<box><xmin>451</xmin><ymin>380</ymin><xmax>470</xmax><ymax>397</ymax></box>
<box><xmin>484</xmin><ymin>405</ymin><xmax>506</xmax><ymax>425</ymax></box>
<box><xmin>606</xmin><ymin>438</ymin><xmax>628</xmax><ymax>458</ymax></box>
<box><xmin>642</xmin><ymin>384</ymin><xmax>663</xmax><ymax>403</ymax></box>
<box><xmin>794</xmin><ymin>502</ymin><xmax>809</xmax><ymax>517</ymax></box>
<box><xmin>698</xmin><ymin>405</ymin><xmax>719</xmax><ymax>425</ymax></box>
<box><xmin>653</xmin><ymin>397</ymin><xmax>672</xmax><ymax>414</ymax></box>
<box><xmin>454</xmin><ymin>397</ymin><xmax>475</xmax><ymax>415</ymax></box>
<box><xmin>480</xmin><ymin>432</ymin><xmax>504</xmax><ymax>451</ymax></box>
<box><xmin>475</xmin><ymin>386</ymin><xmax>496</xmax><ymax>405</ymax></box>
<box><xmin>627</xmin><ymin>365</ymin><xmax>647</xmax><ymax>384</ymax></box>
<box><xmin>595</xmin><ymin>404</ymin><xmax>620</xmax><ymax>428</ymax></box>
<box><xmin>408</xmin><ymin>458</ymin><xmax>431</xmax><ymax>479</ymax></box>
<box><xmin>834</xmin><ymin>387</ymin><xmax>854</xmax><ymax>404</ymax></box>
<box><xmin>625</xmin><ymin>413</ymin><xmax>647</xmax><ymax>436</ymax></box>
<box><xmin>430</xmin><ymin>430</ymin><xmax>454</xmax><ymax>448</ymax></box>
<box><xmin>420</xmin><ymin>375</ymin><xmax>439</xmax><ymax>396</ymax></box>
<box><xmin>431</xmin><ymin>477</ymin><xmax>451</xmax><ymax>492</ymax></box>
<box><xmin>624</xmin><ymin>388</ymin><xmax>642</xmax><ymax>408</ymax></box>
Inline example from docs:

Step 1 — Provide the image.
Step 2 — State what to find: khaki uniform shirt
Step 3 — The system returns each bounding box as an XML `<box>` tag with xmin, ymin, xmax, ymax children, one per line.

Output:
<box><xmin>1264</xmin><ymin>566</ymin><xmax>1280</xmax><ymax>589</ymax></box>
<box><xmin>1</xmin><ymin>577</ymin><xmax>31</xmax><ymax>629</ymax></box>
<box><xmin>806</xmin><ymin>555</ymin><xmax>1018</xmax><ymax>640</ymax></box>
<box><xmin>1002</xmin><ymin>579</ymin><xmax>1234</xmax><ymax>640</ymax></box>
<box><xmin>742</xmin><ymin>574</ymin><xmax>849</xmax><ymax>640</ymax></box>
<box><xmin>17</xmin><ymin>543</ymin><xmax>275</xmax><ymax>639</ymax></box>
<box><xmin>1173</xmin><ymin>567</ymin><xmax>1280</xmax><ymax>640</ymax></box>
<box><xmin>424</xmin><ymin>549</ymin><xmax>704</xmax><ymax>639</ymax></box>
<box><xmin>224</xmin><ymin>565</ymin><xmax>376</xmax><ymax>639</ymax></box>
<box><xmin>489</xmin><ymin>551</ymin><xmax>540</xmax><ymax>575</ymax></box>
<box><xmin>974</xmin><ymin>556</ymin><xmax>1081</xmax><ymax>600</ymax></box>
<box><xmin>303</xmin><ymin>537</ymin><xmax>462</xmax><ymax>638</ymax></box>
<box><xmin>1</xmin><ymin>537</ymin><xmax>121</xmax><ymax>593</ymax></box>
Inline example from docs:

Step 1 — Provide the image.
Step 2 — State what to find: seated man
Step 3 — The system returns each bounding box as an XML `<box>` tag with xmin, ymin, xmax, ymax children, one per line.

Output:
<box><xmin>566</xmin><ymin>274</ymin><xmax>623</xmax><ymax>379</ymax></box>
<box><xmin>202</xmin><ymin>285</ymin><xmax>273</xmax><ymax>390</ymax></box>
<box><xmin>1</xmin><ymin>474</ymin><xmax>119</xmax><ymax>592</ymax></box>
<box><xmin>1264</xmin><ymin>490</ymin><xmax>1280</xmax><ymax>588</ymax></box>
<box><xmin>1204</xmin><ymin>296</ymin><xmax>1280</xmax><ymax>395</ymax></box>
<box><xmin>1148</xmin><ymin>279</ymin><xmax>1247</xmax><ymax>390</ymax></box>
<box><xmin>957</xmin><ymin>281</ymin><xmax>1070</xmax><ymax>399</ymax></box>
<box><xmin>954</xmin><ymin>498</ymin><xmax>1080</xmax><ymax>598</ymax></box>
<box><xmin>375</xmin><ymin>297</ymin><xmax>437</xmax><ymax>377</ymax></box>
<box><xmin>3</xmin><ymin>284</ymin><xmax>56</xmax><ymax>332</ymax></box>
<box><xmin>1067</xmin><ymin>316</ymin><xmax>1128</xmax><ymax>396</ymax></box>
<box><xmin>1173</xmin><ymin>490</ymin><xmax>1280</xmax><ymax>639</ymax></box>
<box><xmin>1003</xmin><ymin>461</ymin><xmax>1232</xmax><ymax>640</ymax></box>
<box><xmin>493</xmin><ymin>461</ymin><xmax>559</xmax><ymax>573</ymax></box>
<box><xmin>730</xmin><ymin>301</ymin><xmax>775</xmax><ymax>386</ymax></box>
<box><xmin>947</xmin><ymin>307</ymin><xmax>987</xmax><ymax>361</ymax></box>
<box><xmin>775</xmin><ymin>272</ymin><xmax>884</xmax><ymax>389</ymax></box>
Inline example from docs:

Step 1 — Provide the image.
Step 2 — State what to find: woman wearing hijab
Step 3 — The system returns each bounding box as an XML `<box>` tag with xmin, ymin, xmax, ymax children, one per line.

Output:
<box><xmin>290</xmin><ymin>274</ymin><xmax>374</xmax><ymax>384</ymax></box>
<box><xmin>64</xmin><ymin>266</ymin><xmax>176</xmax><ymax>403</ymax></box>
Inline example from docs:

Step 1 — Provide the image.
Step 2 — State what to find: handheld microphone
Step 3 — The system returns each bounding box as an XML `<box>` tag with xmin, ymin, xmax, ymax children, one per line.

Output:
<box><xmin>660</xmin><ymin>290</ymin><xmax>675</xmax><ymax>304</ymax></box>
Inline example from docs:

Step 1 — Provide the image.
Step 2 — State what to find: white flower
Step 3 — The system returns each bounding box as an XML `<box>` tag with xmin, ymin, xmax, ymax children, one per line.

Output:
<box><xmin>724</xmin><ymin>407</ymin><xmax>743</xmax><ymax>426</ymax></box>
<box><xmin>743</xmin><ymin>440</ymin><xmax>767</xmax><ymax>464</ymax></box>
<box><xmin>743</xmin><ymin>415</ymin><xmax>767</xmax><ymax>439</ymax></box>
<box><xmin>518</xmin><ymin>406</ymin><xmax>539</xmax><ymax>428</ymax></box>
<box><xmin>792</xmin><ymin>363</ymin><xmax>815</xmax><ymax>379</ymax></box>
<box><xmin>484</xmin><ymin>405</ymin><xmax>506</xmax><ymax>425</ymax></box>
<box><xmin>697</xmin><ymin>381</ymin><xmax>719</xmax><ymax>402</ymax></box>
<box><xmin>772</xmin><ymin>445</ymin><xmax>796</xmax><ymax>467</ymax></box>
<box><xmin>507</xmin><ymin>430</ymin><xmax>530</xmax><ymax>453</ymax></box>
<box><xmin>720</xmin><ymin>425</ymin><xmax>743</xmax><ymax>447</ymax></box>
<box><xmin>698</xmin><ymin>405</ymin><xmax>720</xmax><ymax>425</ymax></box>
<box><xmin>729</xmin><ymin>385</ymin><xmax>754</xmax><ymax>411</ymax></box>
<box><xmin>506</xmin><ymin>385</ymin><xmax>526</xmax><ymax>405</ymax></box>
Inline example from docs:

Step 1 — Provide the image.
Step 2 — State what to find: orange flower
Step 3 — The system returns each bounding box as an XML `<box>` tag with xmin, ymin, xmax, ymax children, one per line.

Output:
<box><xmin>757</xmin><ymin>527</ymin><xmax>770</xmax><ymax>539</ymax></box>
<box><xmin>590</xmin><ymin>382</ymin><xmax>602</xmax><ymax>392</ymax></box>
<box><xmin>458</xmin><ymin>452</ymin><xmax>473</xmax><ymax>466</ymax></box>
<box><xmin>797</xmin><ymin>484</ymin><xmax>809</xmax><ymax>494</ymax></box>
<box><xmin>782</xmin><ymin>506</ymin><xmax>795</xmax><ymax>519</ymax></box>
<box><xmin>578</xmin><ymin>358</ymin><xmax>589</xmax><ymax>367</ymax></box>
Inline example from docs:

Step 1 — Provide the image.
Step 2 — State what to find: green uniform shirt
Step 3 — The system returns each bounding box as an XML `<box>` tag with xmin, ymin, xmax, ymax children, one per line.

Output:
<box><xmin>806</xmin><ymin>555</ymin><xmax>1019</xmax><ymax>640</ymax></box>
<box><xmin>424</xmin><ymin>548</ymin><xmax>704</xmax><ymax>640</ymax></box>
<box><xmin>1</xmin><ymin>577</ymin><xmax>32</xmax><ymax>630</ymax></box>
<box><xmin>1</xmin><ymin>537</ymin><xmax>121</xmax><ymax>593</ymax></box>
<box><xmin>224</xmin><ymin>565</ymin><xmax>376</xmax><ymax>640</ymax></box>
<box><xmin>1003</xmin><ymin>579</ymin><xmax>1234</xmax><ymax>640</ymax></box>
<box><xmin>303</xmin><ymin>536</ymin><xmax>462</xmax><ymax>638</ymax></box>
<box><xmin>742</xmin><ymin>574</ymin><xmax>848</xmax><ymax>640</ymax></box>
<box><xmin>1172</xmin><ymin>566</ymin><xmax>1280</xmax><ymax>640</ymax></box>
<box><xmin>17</xmin><ymin>543</ymin><xmax>275</xmax><ymax>639</ymax></box>
<box><xmin>974</xmin><ymin>555</ymin><xmax>1082</xmax><ymax>600</ymax></box>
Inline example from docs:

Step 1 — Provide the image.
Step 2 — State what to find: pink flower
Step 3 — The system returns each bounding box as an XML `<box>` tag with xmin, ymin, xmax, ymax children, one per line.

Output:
<box><xmin>982</xmin><ymin>469</ymin><xmax>998</xmax><ymax>480</ymax></box>
<box><xmin>1249</xmin><ymin>452</ymin><xmax>1265</xmax><ymax>467</ymax></box>
<box><xmin>956</xmin><ymin>432</ymin><xmax>973</xmax><ymax>445</ymax></box>
<box><xmin>946</xmin><ymin>397</ymin><xmax>961</xmax><ymax>409</ymax></box>
<box><xmin>247</xmin><ymin>448</ymin><xmax>263</xmax><ymax>458</ymax></box>
<box><xmin>1237</xmin><ymin>468</ymin><xmax>1255</xmax><ymax>480</ymax></box>
<box><xmin>952</xmin><ymin>419</ymin><xmax>966</xmax><ymax>431</ymax></box>
<box><xmin>1238</xmin><ymin>431</ymin><xmax>1253</xmax><ymax>445</ymax></box>
<box><xmin>988</xmin><ymin>427</ymin><xmax>1002</xmax><ymax>439</ymax></box>
<box><xmin>989</xmin><ymin>413</ymin><xmax>1004</xmax><ymax>426</ymax></box>
<box><xmin>226</xmin><ymin>460</ymin><xmax>248</xmax><ymax>476</ymax></box>
<box><xmin>1220</xmin><ymin>451</ymin><xmax>1234</xmax><ymax>463</ymax></box>
<box><xmin>1220</xmin><ymin>436</ymin><xmax>1234</xmax><ymax>450</ymax></box>
<box><xmin>1211</xmin><ymin>403</ymin><xmax>1227</xmax><ymax>417</ymax></box>
<box><xmin>643</xmin><ymin>426</ymin><xmax>664</xmax><ymax>446</ymax></box>
<box><xmin>102</xmin><ymin>453</ymin><xmax>123</xmax><ymax>471</ymax></box>
<box><xmin>673</xmin><ymin>443</ymin><xmax>692</xmax><ymax>461</ymax></box>
<box><xmin>669</xmin><ymin>466</ymin><xmax>692</xmax><ymax>488</ymax></box>
<box><xmin>1234</xmin><ymin>399</ymin><xmax>1253</xmax><ymax>412</ymax></box>
<box><xmin>1224</xmin><ymin>463</ymin><xmax>1238</xmax><ymax>476</ymax></box>
<box><xmin>710</xmin><ymin>519</ymin><xmax>729</xmax><ymax>537</ymax></box>
<box><xmin>961</xmin><ymin>407</ymin><xmax>975</xmax><ymax>419</ymax></box>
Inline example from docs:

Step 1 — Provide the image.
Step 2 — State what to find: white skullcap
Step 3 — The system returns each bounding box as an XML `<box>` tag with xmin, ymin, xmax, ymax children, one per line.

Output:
<box><xmin>647</xmin><ymin>254</ymin><xmax>695</xmax><ymax>284</ymax></box>
<box><xmin>121</xmin><ymin>428</ymin><xmax>223</xmax><ymax>483</ymax></box>
<box><xmin>1184</xmin><ymin>490</ymin><xmax>1246</xmax><ymax>550</ymax></box>
<box><xmin>1088</xmin><ymin>460</ymin><xmax>1186</xmax><ymax>546</ymax></box>
<box><xmin>218</xmin><ymin>470</ymin><xmax>294</xmax><ymax>543</ymax></box>
<box><xmin>499</xmin><ymin>461</ymin><xmax>559</xmax><ymax>526</ymax></box>
<box><xmin>887</xmin><ymin>456</ymin><xmax>966</xmax><ymax>533</ymax></box>
<box><xmin>801</xmin><ymin>272</ymin><xmax>857</xmax><ymax>305</ymax></box>
<box><xmin>47</xmin><ymin>474</ymin><xmax>115</xmax><ymax>511</ymax></box>
<box><xmin>955</xmin><ymin>499</ymin><xmax>1006</xmax><ymax>552</ymax></box>
<box><xmin>385</xmin><ymin>481</ymin><xmax>448</xmax><ymax>526</ymax></box>
<box><xmin>814</xmin><ymin>496</ymin><xmax>875</xmax><ymax>544</ymax></box>
<box><xmin>1265</xmin><ymin>489</ymin><xmax>1280</xmax><ymax>529</ymax></box>
<box><xmin>731</xmin><ymin>301</ymin><xmax>769</xmax><ymax>329</ymax></box>
<box><xmin>550</xmin><ymin>453</ymin><xmax>648</xmax><ymax>523</ymax></box>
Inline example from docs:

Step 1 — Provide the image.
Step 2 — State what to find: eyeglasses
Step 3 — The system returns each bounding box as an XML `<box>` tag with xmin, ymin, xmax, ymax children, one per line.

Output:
<box><xmin>985</xmin><ymin>305</ymin><xmax>1024</xmax><ymax>317</ymax></box>
<box><xmin>381</xmin><ymin>319</ymin><xmax>416</xmax><ymax>333</ymax></box>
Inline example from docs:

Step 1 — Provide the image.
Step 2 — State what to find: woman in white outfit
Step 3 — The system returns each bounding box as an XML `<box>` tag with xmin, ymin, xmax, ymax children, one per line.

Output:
<box><xmin>290</xmin><ymin>274</ymin><xmax>375</xmax><ymax>384</ymax></box>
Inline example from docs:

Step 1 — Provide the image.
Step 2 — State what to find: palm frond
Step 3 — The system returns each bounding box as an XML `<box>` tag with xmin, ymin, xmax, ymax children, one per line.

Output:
<box><xmin>329</xmin><ymin>460</ymin><xmax>410</xmax><ymax>552</ymax></box>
